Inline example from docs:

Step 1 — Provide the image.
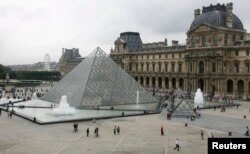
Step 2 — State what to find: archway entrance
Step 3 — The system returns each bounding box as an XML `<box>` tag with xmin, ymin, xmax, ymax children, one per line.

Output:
<box><xmin>140</xmin><ymin>77</ymin><xmax>143</xmax><ymax>85</ymax></box>
<box><xmin>238</xmin><ymin>80</ymin><xmax>244</xmax><ymax>94</ymax></box>
<box><xmin>152</xmin><ymin>77</ymin><xmax>156</xmax><ymax>88</ymax></box>
<box><xmin>165</xmin><ymin>78</ymin><xmax>169</xmax><ymax>89</ymax></box>
<box><xmin>158</xmin><ymin>77</ymin><xmax>162</xmax><ymax>88</ymax></box>
<box><xmin>135</xmin><ymin>76</ymin><xmax>138</xmax><ymax>82</ymax></box>
<box><xmin>227</xmin><ymin>79</ymin><xmax>233</xmax><ymax>93</ymax></box>
<box><xmin>146</xmin><ymin>77</ymin><xmax>149</xmax><ymax>88</ymax></box>
<box><xmin>198</xmin><ymin>79</ymin><xmax>204</xmax><ymax>91</ymax></box>
<box><xmin>179</xmin><ymin>78</ymin><xmax>184</xmax><ymax>90</ymax></box>
<box><xmin>172</xmin><ymin>78</ymin><xmax>176</xmax><ymax>89</ymax></box>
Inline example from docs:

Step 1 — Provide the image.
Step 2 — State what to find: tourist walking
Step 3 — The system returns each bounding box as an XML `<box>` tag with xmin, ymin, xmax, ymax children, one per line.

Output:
<box><xmin>86</xmin><ymin>128</ymin><xmax>89</xmax><ymax>137</ymax></box>
<box><xmin>95</xmin><ymin>127</ymin><xmax>99</xmax><ymax>137</ymax></box>
<box><xmin>73</xmin><ymin>123</ymin><xmax>78</xmax><ymax>132</ymax></box>
<box><xmin>201</xmin><ymin>130</ymin><xmax>204</xmax><ymax>140</ymax></box>
<box><xmin>114</xmin><ymin>126</ymin><xmax>116</xmax><ymax>135</ymax></box>
<box><xmin>173</xmin><ymin>139</ymin><xmax>180</xmax><ymax>151</ymax></box>
<box><xmin>0</xmin><ymin>108</ymin><xmax>2</xmax><ymax>115</ymax></box>
<box><xmin>245</xmin><ymin>126</ymin><xmax>249</xmax><ymax>136</ymax></box>
<box><xmin>161</xmin><ymin>126</ymin><xmax>164</xmax><ymax>136</ymax></box>
<box><xmin>117</xmin><ymin>126</ymin><xmax>120</xmax><ymax>135</ymax></box>
<box><xmin>211</xmin><ymin>132</ymin><xmax>214</xmax><ymax>138</ymax></box>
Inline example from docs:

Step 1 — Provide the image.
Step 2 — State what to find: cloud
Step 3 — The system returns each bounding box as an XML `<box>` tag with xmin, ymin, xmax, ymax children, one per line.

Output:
<box><xmin>0</xmin><ymin>0</ymin><xmax>249</xmax><ymax>65</ymax></box>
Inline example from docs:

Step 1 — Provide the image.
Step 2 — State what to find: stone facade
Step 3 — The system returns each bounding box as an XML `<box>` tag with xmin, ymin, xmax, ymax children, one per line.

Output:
<box><xmin>59</xmin><ymin>48</ymin><xmax>84</xmax><ymax>75</ymax></box>
<box><xmin>110</xmin><ymin>3</ymin><xmax>250</xmax><ymax>100</ymax></box>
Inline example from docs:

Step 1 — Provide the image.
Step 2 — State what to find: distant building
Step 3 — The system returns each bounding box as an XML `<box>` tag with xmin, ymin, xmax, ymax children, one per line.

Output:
<box><xmin>10</xmin><ymin>61</ymin><xmax>59</xmax><ymax>72</ymax></box>
<box><xmin>110</xmin><ymin>3</ymin><xmax>250</xmax><ymax>100</ymax></box>
<box><xmin>59</xmin><ymin>48</ymin><xmax>85</xmax><ymax>75</ymax></box>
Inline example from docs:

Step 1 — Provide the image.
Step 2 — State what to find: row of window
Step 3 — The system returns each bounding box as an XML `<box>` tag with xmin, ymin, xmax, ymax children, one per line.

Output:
<box><xmin>129</xmin><ymin>63</ymin><xmax>183</xmax><ymax>73</ymax></box>
<box><xmin>190</xmin><ymin>34</ymin><xmax>244</xmax><ymax>47</ymax></box>
<box><xmin>129</xmin><ymin>53</ymin><xmax>182</xmax><ymax>60</ymax></box>
<box><xmin>189</xmin><ymin>62</ymin><xmax>250</xmax><ymax>73</ymax></box>
<box><xmin>235</xmin><ymin>50</ymin><xmax>250</xmax><ymax>56</ymax></box>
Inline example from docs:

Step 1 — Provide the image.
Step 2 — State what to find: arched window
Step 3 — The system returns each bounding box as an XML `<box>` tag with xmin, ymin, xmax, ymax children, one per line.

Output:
<box><xmin>159</xmin><ymin>63</ymin><xmax>162</xmax><ymax>72</ymax></box>
<box><xmin>171</xmin><ymin>63</ymin><xmax>175</xmax><ymax>72</ymax></box>
<box><xmin>165</xmin><ymin>63</ymin><xmax>168</xmax><ymax>72</ymax></box>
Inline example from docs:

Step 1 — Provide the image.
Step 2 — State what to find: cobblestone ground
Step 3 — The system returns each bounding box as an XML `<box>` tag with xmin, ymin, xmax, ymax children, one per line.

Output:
<box><xmin>0</xmin><ymin>100</ymin><xmax>249</xmax><ymax>154</ymax></box>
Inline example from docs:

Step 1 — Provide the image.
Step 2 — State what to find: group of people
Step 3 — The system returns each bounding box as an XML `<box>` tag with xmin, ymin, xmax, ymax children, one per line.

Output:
<box><xmin>113</xmin><ymin>126</ymin><xmax>120</xmax><ymax>135</ymax></box>
<box><xmin>73</xmin><ymin>124</ymin><xmax>124</xmax><ymax>137</ymax></box>
<box><xmin>0</xmin><ymin>87</ymin><xmax>49</xmax><ymax>101</ymax></box>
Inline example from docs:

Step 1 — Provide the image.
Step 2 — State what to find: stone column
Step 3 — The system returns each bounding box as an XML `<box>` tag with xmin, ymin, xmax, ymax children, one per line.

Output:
<box><xmin>162</xmin><ymin>77</ymin><xmax>165</xmax><ymax>89</ymax></box>
<box><xmin>233</xmin><ymin>79</ymin><xmax>237</xmax><ymax>97</ymax></box>
<box><xmin>144</xmin><ymin>77</ymin><xmax>147</xmax><ymax>87</ymax></box>
<box><xmin>156</xmin><ymin>77</ymin><xmax>159</xmax><ymax>89</ymax></box>
<box><xmin>244</xmin><ymin>79</ymin><xmax>248</xmax><ymax>99</ymax></box>
<box><xmin>176</xmin><ymin>78</ymin><xmax>179</xmax><ymax>89</ymax></box>
<box><xmin>194</xmin><ymin>77</ymin><xmax>197</xmax><ymax>90</ymax></box>
<box><xmin>149</xmin><ymin>77</ymin><xmax>152</xmax><ymax>88</ymax></box>
<box><xmin>169</xmin><ymin>78</ymin><xmax>172</xmax><ymax>89</ymax></box>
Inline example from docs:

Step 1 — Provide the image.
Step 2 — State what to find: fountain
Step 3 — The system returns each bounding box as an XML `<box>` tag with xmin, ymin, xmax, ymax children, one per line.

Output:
<box><xmin>136</xmin><ymin>91</ymin><xmax>140</xmax><ymax>106</ymax></box>
<box><xmin>51</xmin><ymin>95</ymin><xmax>76</xmax><ymax>115</ymax></box>
<box><xmin>32</xmin><ymin>92</ymin><xmax>37</xmax><ymax>100</ymax></box>
<box><xmin>194</xmin><ymin>88</ymin><xmax>205</xmax><ymax>107</ymax></box>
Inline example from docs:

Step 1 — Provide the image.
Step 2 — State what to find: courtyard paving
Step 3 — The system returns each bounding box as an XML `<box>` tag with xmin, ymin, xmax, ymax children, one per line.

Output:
<box><xmin>0</xmin><ymin>100</ymin><xmax>249</xmax><ymax>154</ymax></box>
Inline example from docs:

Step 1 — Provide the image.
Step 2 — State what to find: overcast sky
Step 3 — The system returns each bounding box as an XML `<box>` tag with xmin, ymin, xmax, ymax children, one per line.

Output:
<box><xmin>0</xmin><ymin>0</ymin><xmax>250</xmax><ymax>65</ymax></box>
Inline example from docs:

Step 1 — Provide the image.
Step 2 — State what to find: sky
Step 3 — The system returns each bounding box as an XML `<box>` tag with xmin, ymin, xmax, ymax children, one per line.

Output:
<box><xmin>0</xmin><ymin>0</ymin><xmax>250</xmax><ymax>65</ymax></box>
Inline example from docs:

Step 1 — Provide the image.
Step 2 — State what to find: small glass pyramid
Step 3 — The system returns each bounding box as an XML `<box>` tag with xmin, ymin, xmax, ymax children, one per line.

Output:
<box><xmin>42</xmin><ymin>47</ymin><xmax>158</xmax><ymax>110</ymax></box>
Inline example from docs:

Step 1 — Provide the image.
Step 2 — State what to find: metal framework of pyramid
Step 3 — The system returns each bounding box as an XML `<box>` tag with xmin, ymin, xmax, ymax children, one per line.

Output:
<box><xmin>41</xmin><ymin>47</ymin><xmax>158</xmax><ymax>110</ymax></box>
<box><xmin>169</xmin><ymin>89</ymin><xmax>196</xmax><ymax>117</ymax></box>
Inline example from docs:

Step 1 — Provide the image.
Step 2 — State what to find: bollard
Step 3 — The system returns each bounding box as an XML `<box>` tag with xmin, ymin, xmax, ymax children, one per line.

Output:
<box><xmin>185</xmin><ymin>123</ymin><xmax>188</xmax><ymax>127</ymax></box>
<box><xmin>228</xmin><ymin>132</ymin><xmax>232</xmax><ymax>136</ymax></box>
<box><xmin>243</xmin><ymin>115</ymin><xmax>246</xmax><ymax>119</ymax></box>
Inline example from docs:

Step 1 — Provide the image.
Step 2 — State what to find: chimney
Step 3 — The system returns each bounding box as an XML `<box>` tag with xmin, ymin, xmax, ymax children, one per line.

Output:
<box><xmin>172</xmin><ymin>40</ymin><xmax>179</xmax><ymax>46</ymax></box>
<box><xmin>226</xmin><ymin>2</ymin><xmax>233</xmax><ymax>28</ymax></box>
<box><xmin>164</xmin><ymin>38</ymin><xmax>168</xmax><ymax>46</ymax></box>
<box><xmin>194</xmin><ymin>9</ymin><xmax>200</xmax><ymax>18</ymax></box>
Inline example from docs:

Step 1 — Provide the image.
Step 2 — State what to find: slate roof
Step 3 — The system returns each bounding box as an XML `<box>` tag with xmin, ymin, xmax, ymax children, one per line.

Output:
<box><xmin>190</xmin><ymin>5</ymin><xmax>244</xmax><ymax>31</ymax></box>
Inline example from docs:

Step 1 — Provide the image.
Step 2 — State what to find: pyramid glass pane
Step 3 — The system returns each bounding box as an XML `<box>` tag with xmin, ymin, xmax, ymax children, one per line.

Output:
<box><xmin>42</xmin><ymin>47</ymin><xmax>158</xmax><ymax>110</ymax></box>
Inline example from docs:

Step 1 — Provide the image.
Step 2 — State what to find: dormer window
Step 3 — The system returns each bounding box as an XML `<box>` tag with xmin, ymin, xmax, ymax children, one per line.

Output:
<box><xmin>202</xmin><ymin>36</ymin><xmax>206</xmax><ymax>47</ymax></box>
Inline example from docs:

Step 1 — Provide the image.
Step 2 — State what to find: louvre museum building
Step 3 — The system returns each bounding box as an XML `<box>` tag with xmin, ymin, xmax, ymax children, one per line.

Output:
<box><xmin>110</xmin><ymin>3</ymin><xmax>250</xmax><ymax>100</ymax></box>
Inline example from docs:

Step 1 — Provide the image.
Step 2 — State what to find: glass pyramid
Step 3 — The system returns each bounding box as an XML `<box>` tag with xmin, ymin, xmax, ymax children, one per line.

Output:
<box><xmin>171</xmin><ymin>99</ymin><xmax>195</xmax><ymax>117</ymax></box>
<box><xmin>170</xmin><ymin>89</ymin><xmax>195</xmax><ymax>117</ymax></box>
<box><xmin>41</xmin><ymin>47</ymin><xmax>158</xmax><ymax>110</ymax></box>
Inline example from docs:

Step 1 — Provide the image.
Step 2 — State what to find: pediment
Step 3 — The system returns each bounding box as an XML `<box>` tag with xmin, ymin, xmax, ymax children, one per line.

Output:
<box><xmin>188</xmin><ymin>24</ymin><xmax>217</xmax><ymax>34</ymax></box>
